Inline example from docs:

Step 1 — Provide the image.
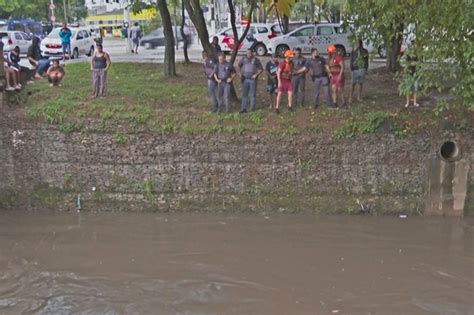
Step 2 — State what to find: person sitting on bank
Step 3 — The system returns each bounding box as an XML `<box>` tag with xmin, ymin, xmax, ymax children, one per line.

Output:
<box><xmin>46</xmin><ymin>59</ymin><xmax>65</xmax><ymax>87</ymax></box>
<box><xmin>28</xmin><ymin>37</ymin><xmax>51</xmax><ymax>80</ymax></box>
<box><xmin>6</xmin><ymin>46</ymin><xmax>23</xmax><ymax>89</ymax></box>
<box><xmin>3</xmin><ymin>61</ymin><xmax>21</xmax><ymax>91</ymax></box>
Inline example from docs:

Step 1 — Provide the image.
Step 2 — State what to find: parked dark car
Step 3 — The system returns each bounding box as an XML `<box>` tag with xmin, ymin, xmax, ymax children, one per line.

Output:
<box><xmin>140</xmin><ymin>26</ymin><xmax>193</xmax><ymax>49</ymax></box>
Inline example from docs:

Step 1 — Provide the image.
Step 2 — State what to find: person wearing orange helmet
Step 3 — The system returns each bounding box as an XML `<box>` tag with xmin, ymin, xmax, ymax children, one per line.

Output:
<box><xmin>275</xmin><ymin>49</ymin><xmax>295</xmax><ymax>113</ymax></box>
<box><xmin>328</xmin><ymin>44</ymin><xmax>346</xmax><ymax>108</ymax></box>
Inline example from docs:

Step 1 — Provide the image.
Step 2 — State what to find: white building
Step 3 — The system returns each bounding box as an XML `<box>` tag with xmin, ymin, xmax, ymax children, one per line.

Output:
<box><xmin>85</xmin><ymin>0</ymin><xmax>153</xmax><ymax>15</ymax></box>
<box><xmin>85</xmin><ymin>0</ymin><xmax>122</xmax><ymax>15</ymax></box>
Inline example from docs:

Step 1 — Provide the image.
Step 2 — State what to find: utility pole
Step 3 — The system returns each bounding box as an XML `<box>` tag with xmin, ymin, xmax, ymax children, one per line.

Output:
<box><xmin>50</xmin><ymin>0</ymin><xmax>57</xmax><ymax>24</ymax></box>
<box><xmin>122</xmin><ymin>0</ymin><xmax>131</xmax><ymax>53</ymax></box>
<box><xmin>62</xmin><ymin>0</ymin><xmax>68</xmax><ymax>23</ymax></box>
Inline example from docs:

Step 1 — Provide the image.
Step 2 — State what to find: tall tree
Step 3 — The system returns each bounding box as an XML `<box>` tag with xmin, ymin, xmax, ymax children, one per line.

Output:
<box><xmin>227</xmin><ymin>0</ymin><xmax>257</xmax><ymax>64</ymax></box>
<box><xmin>157</xmin><ymin>0</ymin><xmax>176</xmax><ymax>76</ymax></box>
<box><xmin>346</xmin><ymin>0</ymin><xmax>415</xmax><ymax>72</ymax></box>
<box><xmin>183</xmin><ymin>0</ymin><xmax>215</xmax><ymax>58</ymax></box>
<box><xmin>180</xmin><ymin>0</ymin><xmax>190</xmax><ymax>63</ymax></box>
<box><xmin>262</xmin><ymin>0</ymin><xmax>296</xmax><ymax>33</ymax></box>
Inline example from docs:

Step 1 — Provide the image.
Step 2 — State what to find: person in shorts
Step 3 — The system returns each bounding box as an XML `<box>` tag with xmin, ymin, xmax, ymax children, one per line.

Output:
<box><xmin>265</xmin><ymin>53</ymin><xmax>279</xmax><ymax>109</ymax></box>
<box><xmin>404</xmin><ymin>53</ymin><xmax>420</xmax><ymax>108</ymax></box>
<box><xmin>328</xmin><ymin>45</ymin><xmax>346</xmax><ymax>108</ymax></box>
<box><xmin>276</xmin><ymin>50</ymin><xmax>295</xmax><ymax>113</ymax></box>
<box><xmin>350</xmin><ymin>39</ymin><xmax>369</xmax><ymax>102</ymax></box>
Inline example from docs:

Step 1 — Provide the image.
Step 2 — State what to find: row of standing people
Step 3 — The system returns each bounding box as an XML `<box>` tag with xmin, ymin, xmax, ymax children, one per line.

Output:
<box><xmin>202</xmin><ymin>40</ymin><xmax>369</xmax><ymax>113</ymax></box>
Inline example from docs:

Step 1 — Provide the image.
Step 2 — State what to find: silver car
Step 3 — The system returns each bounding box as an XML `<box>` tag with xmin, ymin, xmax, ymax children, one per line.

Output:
<box><xmin>0</xmin><ymin>31</ymin><xmax>32</xmax><ymax>54</ymax></box>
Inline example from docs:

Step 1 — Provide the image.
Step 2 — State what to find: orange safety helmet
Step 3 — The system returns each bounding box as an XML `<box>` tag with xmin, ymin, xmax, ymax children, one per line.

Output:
<box><xmin>284</xmin><ymin>50</ymin><xmax>295</xmax><ymax>58</ymax></box>
<box><xmin>327</xmin><ymin>45</ymin><xmax>337</xmax><ymax>54</ymax></box>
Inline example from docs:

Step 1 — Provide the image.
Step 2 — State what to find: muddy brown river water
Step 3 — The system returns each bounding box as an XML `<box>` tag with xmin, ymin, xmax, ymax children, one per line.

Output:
<box><xmin>0</xmin><ymin>212</ymin><xmax>472</xmax><ymax>315</ymax></box>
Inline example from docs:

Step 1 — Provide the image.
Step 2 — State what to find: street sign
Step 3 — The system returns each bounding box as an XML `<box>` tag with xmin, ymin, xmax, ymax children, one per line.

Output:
<box><xmin>49</xmin><ymin>3</ymin><xmax>55</xmax><ymax>10</ymax></box>
<box><xmin>51</xmin><ymin>15</ymin><xmax>56</xmax><ymax>22</ymax></box>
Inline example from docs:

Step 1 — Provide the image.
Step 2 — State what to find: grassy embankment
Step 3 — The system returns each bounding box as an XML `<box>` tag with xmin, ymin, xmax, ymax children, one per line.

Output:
<box><xmin>24</xmin><ymin>62</ymin><xmax>473</xmax><ymax>141</ymax></box>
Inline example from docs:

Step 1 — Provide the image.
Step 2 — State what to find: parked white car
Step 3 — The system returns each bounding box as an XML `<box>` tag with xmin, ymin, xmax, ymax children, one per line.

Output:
<box><xmin>268</xmin><ymin>23</ymin><xmax>352</xmax><ymax>57</ymax></box>
<box><xmin>211</xmin><ymin>23</ymin><xmax>281</xmax><ymax>56</ymax></box>
<box><xmin>0</xmin><ymin>31</ymin><xmax>32</xmax><ymax>54</ymax></box>
<box><xmin>41</xmin><ymin>27</ymin><xmax>95</xmax><ymax>59</ymax></box>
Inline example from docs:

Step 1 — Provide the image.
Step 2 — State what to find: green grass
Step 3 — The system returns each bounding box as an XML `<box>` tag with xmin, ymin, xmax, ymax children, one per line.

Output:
<box><xmin>25</xmin><ymin>62</ymin><xmax>473</xmax><ymax>137</ymax></box>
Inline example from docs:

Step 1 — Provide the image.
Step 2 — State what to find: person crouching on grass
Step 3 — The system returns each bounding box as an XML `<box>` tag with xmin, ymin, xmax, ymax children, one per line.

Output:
<box><xmin>47</xmin><ymin>59</ymin><xmax>65</xmax><ymax>87</ymax></box>
<box><xmin>90</xmin><ymin>44</ymin><xmax>111</xmax><ymax>98</ymax></box>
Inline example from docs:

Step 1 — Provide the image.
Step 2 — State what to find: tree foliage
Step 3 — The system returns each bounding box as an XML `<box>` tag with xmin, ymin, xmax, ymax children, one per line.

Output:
<box><xmin>0</xmin><ymin>0</ymin><xmax>87</xmax><ymax>22</ymax></box>
<box><xmin>347</xmin><ymin>0</ymin><xmax>473</xmax><ymax>105</ymax></box>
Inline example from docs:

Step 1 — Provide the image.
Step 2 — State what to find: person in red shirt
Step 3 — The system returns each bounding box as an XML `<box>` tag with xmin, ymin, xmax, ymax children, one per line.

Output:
<box><xmin>276</xmin><ymin>50</ymin><xmax>295</xmax><ymax>113</ymax></box>
<box><xmin>328</xmin><ymin>45</ymin><xmax>346</xmax><ymax>108</ymax></box>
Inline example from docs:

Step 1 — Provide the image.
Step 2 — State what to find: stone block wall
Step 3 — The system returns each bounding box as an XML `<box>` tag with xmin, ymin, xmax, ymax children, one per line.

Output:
<box><xmin>0</xmin><ymin>115</ymin><xmax>472</xmax><ymax>214</ymax></box>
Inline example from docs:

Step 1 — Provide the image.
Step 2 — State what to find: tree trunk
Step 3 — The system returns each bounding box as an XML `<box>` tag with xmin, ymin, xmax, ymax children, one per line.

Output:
<box><xmin>310</xmin><ymin>0</ymin><xmax>315</xmax><ymax>23</ymax></box>
<box><xmin>386</xmin><ymin>24</ymin><xmax>404</xmax><ymax>73</ymax></box>
<box><xmin>282</xmin><ymin>15</ymin><xmax>289</xmax><ymax>33</ymax></box>
<box><xmin>184</xmin><ymin>0</ymin><xmax>215</xmax><ymax>59</ymax></box>
<box><xmin>228</xmin><ymin>0</ymin><xmax>257</xmax><ymax>65</ymax></box>
<box><xmin>157</xmin><ymin>0</ymin><xmax>176</xmax><ymax>76</ymax></box>
<box><xmin>180</xmin><ymin>0</ymin><xmax>190</xmax><ymax>63</ymax></box>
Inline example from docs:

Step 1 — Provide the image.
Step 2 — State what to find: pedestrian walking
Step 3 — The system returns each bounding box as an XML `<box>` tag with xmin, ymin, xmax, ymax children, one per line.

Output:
<box><xmin>59</xmin><ymin>22</ymin><xmax>72</xmax><ymax>60</ymax></box>
<box><xmin>214</xmin><ymin>53</ymin><xmax>236</xmax><ymax>113</ymax></box>
<box><xmin>238</xmin><ymin>49</ymin><xmax>263</xmax><ymax>113</ymax></box>
<box><xmin>130</xmin><ymin>22</ymin><xmax>142</xmax><ymax>54</ymax></box>
<box><xmin>303</xmin><ymin>48</ymin><xmax>332</xmax><ymax>109</ymax></box>
<box><xmin>91</xmin><ymin>44</ymin><xmax>111</xmax><ymax>98</ymax></box>
<box><xmin>266</xmin><ymin>53</ymin><xmax>279</xmax><ymax>109</ymax></box>
<box><xmin>27</xmin><ymin>37</ymin><xmax>51</xmax><ymax>80</ymax></box>
<box><xmin>350</xmin><ymin>39</ymin><xmax>369</xmax><ymax>103</ymax></box>
<box><xmin>328</xmin><ymin>45</ymin><xmax>346</xmax><ymax>108</ymax></box>
<box><xmin>291</xmin><ymin>48</ymin><xmax>307</xmax><ymax>107</ymax></box>
<box><xmin>275</xmin><ymin>50</ymin><xmax>295</xmax><ymax>113</ymax></box>
<box><xmin>202</xmin><ymin>51</ymin><xmax>219</xmax><ymax>112</ymax></box>
<box><xmin>46</xmin><ymin>59</ymin><xmax>65</xmax><ymax>87</ymax></box>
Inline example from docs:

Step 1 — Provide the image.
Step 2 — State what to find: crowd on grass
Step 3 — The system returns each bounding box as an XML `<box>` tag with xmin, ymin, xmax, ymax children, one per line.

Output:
<box><xmin>203</xmin><ymin>37</ymin><xmax>421</xmax><ymax>113</ymax></box>
<box><xmin>3</xmin><ymin>29</ymin><xmax>419</xmax><ymax>110</ymax></box>
<box><xmin>2</xmin><ymin>22</ymin><xmax>111</xmax><ymax>97</ymax></box>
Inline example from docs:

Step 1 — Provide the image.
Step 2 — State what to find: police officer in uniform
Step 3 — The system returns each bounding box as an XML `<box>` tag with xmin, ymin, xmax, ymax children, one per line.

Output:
<box><xmin>237</xmin><ymin>48</ymin><xmax>263</xmax><ymax>113</ymax></box>
<box><xmin>202</xmin><ymin>51</ymin><xmax>218</xmax><ymax>112</ymax></box>
<box><xmin>214</xmin><ymin>53</ymin><xmax>236</xmax><ymax>113</ymax></box>
<box><xmin>291</xmin><ymin>48</ymin><xmax>308</xmax><ymax>108</ymax></box>
<box><xmin>302</xmin><ymin>48</ymin><xmax>333</xmax><ymax>109</ymax></box>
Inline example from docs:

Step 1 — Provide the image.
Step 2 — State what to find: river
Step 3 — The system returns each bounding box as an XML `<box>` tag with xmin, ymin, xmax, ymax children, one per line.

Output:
<box><xmin>0</xmin><ymin>212</ymin><xmax>472</xmax><ymax>315</ymax></box>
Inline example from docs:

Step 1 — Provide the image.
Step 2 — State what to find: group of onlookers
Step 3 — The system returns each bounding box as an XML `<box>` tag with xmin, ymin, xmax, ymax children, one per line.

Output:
<box><xmin>202</xmin><ymin>39</ymin><xmax>370</xmax><ymax>114</ymax></box>
<box><xmin>2</xmin><ymin>21</ymin><xmax>111</xmax><ymax>97</ymax></box>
